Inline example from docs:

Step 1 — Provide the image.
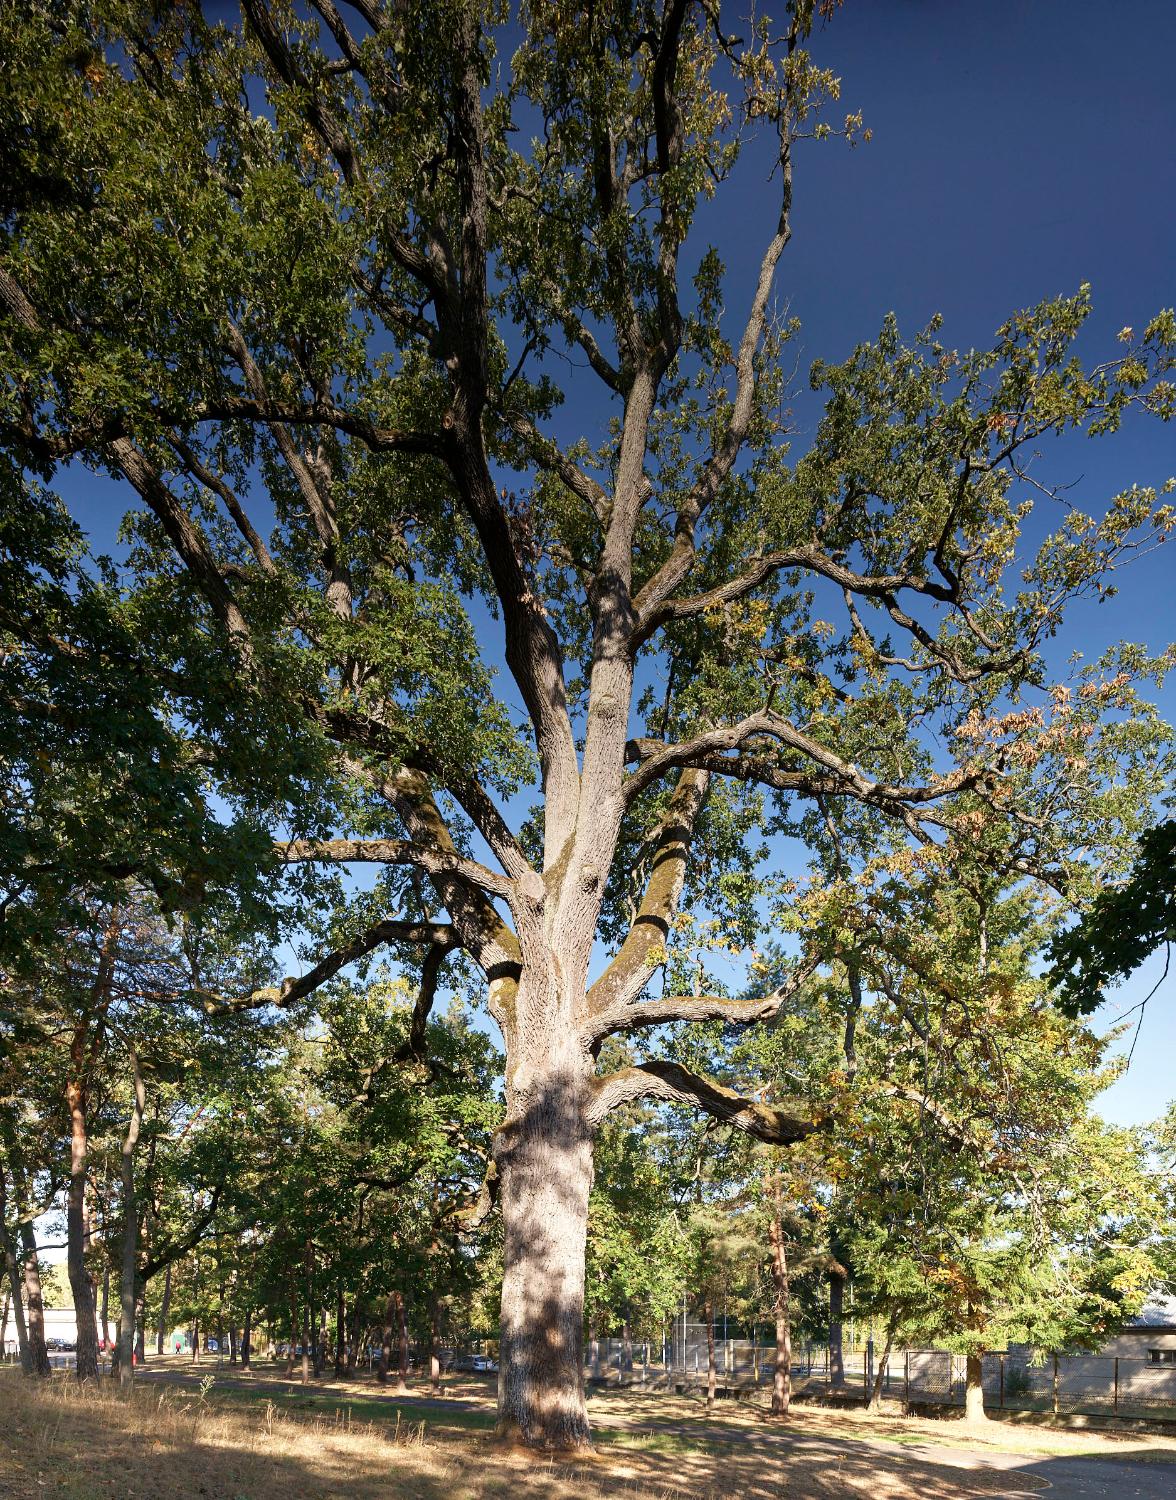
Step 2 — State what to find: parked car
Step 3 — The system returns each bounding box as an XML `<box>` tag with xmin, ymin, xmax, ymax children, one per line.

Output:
<box><xmin>470</xmin><ymin>1355</ymin><xmax>497</xmax><ymax>1373</ymax></box>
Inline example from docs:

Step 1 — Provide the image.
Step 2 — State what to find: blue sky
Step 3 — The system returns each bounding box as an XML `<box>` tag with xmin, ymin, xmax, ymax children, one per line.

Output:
<box><xmin>61</xmin><ymin>1</ymin><xmax>1174</xmax><ymax>1126</ymax></box>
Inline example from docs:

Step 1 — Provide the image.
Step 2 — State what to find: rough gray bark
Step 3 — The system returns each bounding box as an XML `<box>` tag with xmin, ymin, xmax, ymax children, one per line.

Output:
<box><xmin>965</xmin><ymin>1352</ymin><xmax>987</xmax><ymax>1422</ymax></box>
<box><xmin>241</xmin><ymin>1306</ymin><xmax>252</xmax><ymax>1371</ymax></box>
<box><xmin>495</xmin><ymin>1058</ymin><xmax>594</xmax><ymax>1450</ymax></box>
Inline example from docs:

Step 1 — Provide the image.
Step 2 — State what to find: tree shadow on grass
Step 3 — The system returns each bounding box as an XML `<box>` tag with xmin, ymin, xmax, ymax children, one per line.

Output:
<box><xmin>6</xmin><ymin>1368</ymin><xmax>1176</xmax><ymax>1499</ymax></box>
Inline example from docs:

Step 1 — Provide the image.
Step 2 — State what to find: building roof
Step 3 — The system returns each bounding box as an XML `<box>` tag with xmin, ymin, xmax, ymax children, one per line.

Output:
<box><xmin>1127</xmin><ymin>1293</ymin><xmax>1176</xmax><ymax>1329</ymax></box>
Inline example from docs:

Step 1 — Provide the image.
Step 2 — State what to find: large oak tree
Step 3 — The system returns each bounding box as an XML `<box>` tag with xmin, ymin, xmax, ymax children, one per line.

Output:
<box><xmin>2</xmin><ymin>0</ymin><xmax>1173</xmax><ymax>1447</ymax></box>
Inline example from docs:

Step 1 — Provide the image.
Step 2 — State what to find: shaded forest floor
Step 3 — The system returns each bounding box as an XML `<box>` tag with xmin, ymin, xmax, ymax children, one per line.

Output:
<box><xmin>3</xmin><ymin>1363</ymin><xmax>1176</xmax><ymax>1498</ymax></box>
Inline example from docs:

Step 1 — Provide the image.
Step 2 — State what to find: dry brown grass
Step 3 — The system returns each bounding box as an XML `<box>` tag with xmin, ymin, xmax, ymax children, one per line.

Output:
<box><xmin>0</xmin><ymin>1367</ymin><xmax>1132</xmax><ymax>1499</ymax></box>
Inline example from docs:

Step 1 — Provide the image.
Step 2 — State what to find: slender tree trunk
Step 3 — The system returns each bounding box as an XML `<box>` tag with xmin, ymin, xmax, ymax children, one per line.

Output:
<box><xmin>964</xmin><ymin>1352</ymin><xmax>987</xmax><ymax>1422</ymax></box>
<box><xmin>134</xmin><ymin>1299</ymin><xmax>145</xmax><ymax>1363</ymax></box>
<box><xmin>191</xmin><ymin>1317</ymin><xmax>199</xmax><ymax>1362</ymax></box>
<box><xmin>494</xmin><ymin>1064</ymin><xmax>593</xmax><ymax>1450</ymax></box>
<box><xmin>621</xmin><ymin>1315</ymin><xmax>632</xmax><ymax>1379</ymax></box>
<box><xmin>241</xmin><ymin>1306</ymin><xmax>252</xmax><ymax>1372</ymax></box>
<box><xmin>345</xmin><ymin>1299</ymin><xmax>358</xmax><ymax>1372</ymax></box>
<box><xmin>768</xmin><ymin>1175</ymin><xmax>791</xmax><ymax>1419</ymax></box>
<box><xmin>101</xmin><ymin>1266</ymin><xmax>111</xmax><ymax>1357</ymax></box>
<box><xmin>829</xmin><ymin>1269</ymin><xmax>845</xmax><ymax>1386</ymax></box>
<box><xmin>430</xmin><ymin>1294</ymin><xmax>442</xmax><ymax>1394</ymax></box>
<box><xmin>868</xmin><ymin>1321</ymin><xmax>896</xmax><ymax>1412</ymax></box>
<box><xmin>117</xmin><ymin>1045</ymin><xmax>146</xmax><ymax>1386</ymax></box>
<box><xmin>156</xmin><ymin>1262</ymin><xmax>172</xmax><ymax>1355</ymax></box>
<box><xmin>704</xmin><ymin>1295</ymin><xmax>716</xmax><ymax>1411</ymax></box>
<box><xmin>1</xmin><ymin>1286</ymin><xmax>9</xmax><ymax>1361</ymax></box>
<box><xmin>0</xmin><ymin>1214</ymin><xmax>30</xmax><ymax>1373</ymax></box>
<box><xmin>66</xmin><ymin>1071</ymin><xmax>100</xmax><ymax>1382</ymax></box>
<box><xmin>396</xmin><ymin>1289</ymin><xmax>409</xmax><ymax>1391</ymax></box>
<box><xmin>18</xmin><ymin>1220</ymin><xmax>51</xmax><ymax>1377</ymax></box>
<box><xmin>229</xmin><ymin>1324</ymin><xmax>237</xmax><ymax>1365</ymax></box>
<box><xmin>334</xmin><ymin>1285</ymin><xmax>345</xmax><ymax>1378</ymax></box>
<box><xmin>377</xmin><ymin>1294</ymin><xmax>394</xmax><ymax>1384</ymax></box>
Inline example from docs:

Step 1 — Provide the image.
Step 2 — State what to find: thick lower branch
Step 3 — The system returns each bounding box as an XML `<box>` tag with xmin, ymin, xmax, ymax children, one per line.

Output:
<box><xmin>587</xmin><ymin>960</ymin><xmax>816</xmax><ymax>1044</ymax></box>
<box><xmin>586</xmin><ymin>1059</ymin><xmax>818</xmax><ymax>1141</ymax></box>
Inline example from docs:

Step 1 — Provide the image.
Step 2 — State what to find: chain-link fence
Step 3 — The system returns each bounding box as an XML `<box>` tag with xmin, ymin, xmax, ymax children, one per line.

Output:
<box><xmin>900</xmin><ymin>1349</ymin><xmax>1176</xmax><ymax>1419</ymax></box>
<box><xmin>583</xmin><ymin>1333</ymin><xmax>1176</xmax><ymax>1420</ymax></box>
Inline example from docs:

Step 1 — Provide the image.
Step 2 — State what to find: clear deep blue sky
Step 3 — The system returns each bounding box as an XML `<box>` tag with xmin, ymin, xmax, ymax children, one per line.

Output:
<box><xmin>64</xmin><ymin>1</ymin><xmax>1175</xmax><ymax>1125</ymax></box>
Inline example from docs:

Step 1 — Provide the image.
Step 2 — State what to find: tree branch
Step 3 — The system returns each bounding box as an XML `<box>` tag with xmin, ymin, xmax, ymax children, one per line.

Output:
<box><xmin>586</xmin><ymin>1059</ymin><xmax>818</xmax><ymax>1141</ymax></box>
<box><xmin>589</xmin><ymin>959</ymin><xmax>817</xmax><ymax>1044</ymax></box>
<box><xmin>277</xmin><ymin>837</ymin><xmax>517</xmax><ymax>901</ymax></box>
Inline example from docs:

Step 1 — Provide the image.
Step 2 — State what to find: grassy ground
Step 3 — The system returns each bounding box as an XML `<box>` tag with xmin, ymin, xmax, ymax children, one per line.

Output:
<box><xmin>3</xmin><ymin>1362</ymin><xmax>1176</xmax><ymax>1499</ymax></box>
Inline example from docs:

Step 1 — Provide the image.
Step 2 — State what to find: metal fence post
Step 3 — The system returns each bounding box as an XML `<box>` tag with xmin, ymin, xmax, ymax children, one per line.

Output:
<box><xmin>1052</xmin><ymin>1352</ymin><xmax>1060</xmax><ymax>1418</ymax></box>
<box><xmin>1113</xmin><ymin>1356</ymin><xmax>1119</xmax><ymax>1416</ymax></box>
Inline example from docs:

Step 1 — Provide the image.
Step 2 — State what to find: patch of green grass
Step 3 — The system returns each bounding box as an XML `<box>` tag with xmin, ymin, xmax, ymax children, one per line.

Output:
<box><xmin>594</xmin><ymin>1427</ymin><xmax>722</xmax><ymax>1457</ymax></box>
<box><xmin>198</xmin><ymin>1382</ymin><xmax>495</xmax><ymax>1434</ymax></box>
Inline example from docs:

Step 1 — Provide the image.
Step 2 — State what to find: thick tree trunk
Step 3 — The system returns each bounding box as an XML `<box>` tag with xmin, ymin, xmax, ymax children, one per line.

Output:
<box><xmin>829</xmin><ymin>1269</ymin><xmax>845</xmax><ymax>1386</ymax></box>
<box><xmin>964</xmin><ymin>1352</ymin><xmax>987</xmax><ymax>1422</ymax></box>
<box><xmin>495</xmin><ymin>1066</ymin><xmax>593</xmax><ymax>1451</ymax></box>
<box><xmin>156</xmin><ymin>1262</ymin><xmax>172</xmax><ymax>1355</ymax></box>
<box><xmin>768</xmin><ymin>1177</ymin><xmax>791</xmax><ymax>1419</ymax></box>
<box><xmin>241</xmin><ymin>1306</ymin><xmax>252</xmax><ymax>1372</ymax></box>
<box><xmin>66</xmin><ymin>1075</ymin><xmax>100</xmax><ymax>1382</ymax></box>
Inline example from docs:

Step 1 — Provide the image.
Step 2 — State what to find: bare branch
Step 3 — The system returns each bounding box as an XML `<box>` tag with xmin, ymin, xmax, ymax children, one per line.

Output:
<box><xmin>586</xmin><ymin>1059</ymin><xmax>818</xmax><ymax>1141</ymax></box>
<box><xmin>589</xmin><ymin>958</ymin><xmax>817</xmax><ymax>1043</ymax></box>
<box><xmin>278</xmin><ymin>837</ymin><xmax>518</xmax><ymax>901</ymax></box>
<box><xmin>203</xmin><ymin>919</ymin><xmax>455</xmax><ymax>1015</ymax></box>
